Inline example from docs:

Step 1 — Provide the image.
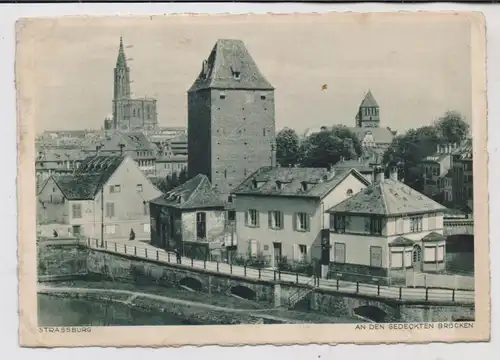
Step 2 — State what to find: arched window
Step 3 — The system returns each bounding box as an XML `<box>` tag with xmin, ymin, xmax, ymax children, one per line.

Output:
<box><xmin>346</xmin><ymin>189</ymin><xmax>353</xmax><ymax>196</ymax></box>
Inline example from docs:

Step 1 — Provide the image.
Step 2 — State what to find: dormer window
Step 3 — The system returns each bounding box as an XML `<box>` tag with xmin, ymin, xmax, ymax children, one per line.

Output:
<box><xmin>252</xmin><ymin>179</ymin><xmax>265</xmax><ymax>189</ymax></box>
<box><xmin>233</xmin><ymin>71</ymin><xmax>241</xmax><ymax>80</ymax></box>
<box><xmin>275</xmin><ymin>181</ymin><xmax>282</xmax><ymax>190</ymax></box>
<box><xmin>301</xmin><ymin>181</ymin><xmax>309</xmax><ymax>192</ymax></box>
<box><xmin>219</xmin><ymin>92</ymin><xmax>226</xmax><ymax>100</ymax></box>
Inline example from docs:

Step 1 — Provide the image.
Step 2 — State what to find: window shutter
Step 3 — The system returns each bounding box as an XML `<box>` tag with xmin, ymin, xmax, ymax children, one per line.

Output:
<box><xmin>306</xmin><ymin>214</ymin><xmax>311</xmax><ymax>231</ymax></box>
<box><xmin>293</xmin><ymin>213</ymin><xmax>297</xmax><ymax>231</ymax></box>
<box><xmin>268</xmin><ymin>211</ymin><xmax>272</xmax><ymax>228</ymax></box>
<box><xmin>245</xmin><ymin>211</ymin><xmax>248</xmax><ymax>226</ymax></box>
<box><xmin>364</xmin><ymin>217</ymin><xmax>370</xmax><ymax>232</ymax></box>
<box><xmin>280</xmin><ymin>211</ymin><xmax>284</xmax><ymax>229</ymax></box>
<box><xmin>307</xmin><ymin>246</ymin><xmax>311</xmax><ymax>262</ymax></box>
<box><xmin>256</xmin><ymin>211</ymin><xmax>260</xmax><ymax>228</ymax></box>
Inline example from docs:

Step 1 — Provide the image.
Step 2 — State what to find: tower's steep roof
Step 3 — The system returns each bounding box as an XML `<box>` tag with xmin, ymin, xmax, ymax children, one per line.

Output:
<box><xmin>189</xmin><ymin>39</ymin><xmax>274</xmax><ymax>92</ymax></box>
<box><xmin>359</xmin><ymin>90</ymin><xmax>379</xmax><ymax>108</ymax></box>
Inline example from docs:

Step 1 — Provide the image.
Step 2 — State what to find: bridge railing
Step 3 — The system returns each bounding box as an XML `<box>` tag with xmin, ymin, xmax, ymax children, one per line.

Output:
<box><xmin>80</xmin><ymin>238</ymin><xmax>475</xmax><ymax>305</ymax></box>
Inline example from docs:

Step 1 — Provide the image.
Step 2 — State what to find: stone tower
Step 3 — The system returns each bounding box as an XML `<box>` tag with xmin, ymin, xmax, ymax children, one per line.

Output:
<box><xmin>187</xmin><ymin>39</ymin><xmax>276</xmax><ymax>197</ymax></box>
<box><xmin>110</xmin><ymin>37</ymin><xmax>158</xmax><ymax>132</ymax></box>
<box><xmin>113</xmin><ymin>36</ymin><xmax>131</xmax><ymax>128</ymax></box>
<box><xmin>355</xmin><ymin>90</ymin><xmax>380</xmax><ymax>128</ymax></box>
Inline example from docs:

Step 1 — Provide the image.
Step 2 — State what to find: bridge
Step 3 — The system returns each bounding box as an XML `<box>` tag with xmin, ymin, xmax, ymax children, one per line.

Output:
<box><xmin>37</xmin><ymin>238</ymin><xmax>474</xmax><ymax>323</ymax></box>
<box><xmin>443</xmin><ymin>218</ymin><xmax>474</xmax><ymax>236</ymax></box>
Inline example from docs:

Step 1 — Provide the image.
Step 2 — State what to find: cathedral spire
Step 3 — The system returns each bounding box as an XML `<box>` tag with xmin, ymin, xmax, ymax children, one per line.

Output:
<box><xmin>116</xmin><ymin>36</ymin><xmax>127</xmax><ymax>68</ymax></box>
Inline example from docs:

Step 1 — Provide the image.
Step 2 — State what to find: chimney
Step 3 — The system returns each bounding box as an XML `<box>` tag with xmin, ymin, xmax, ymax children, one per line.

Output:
<box><xmin>95</xmin><ymin>145</ymin><xmax>101</xmax><ymax>156</ymax></box>
<box><xmin>374</xmin><ymin>166</ymin><xmax>385</xmax><ymax>183</ymax></box>
<box><xmin>389</xmin><ymin>167</ymin><xmax>398</xmax><ymax>181</ymax></box>
<box><xmin>270</xmin><ymin>143</ymin><xmax>277</xmax><ymax>168</ymax></box>
<box><xmin>119</xmin><ymin>143</ymin><xmax>125</xmax><ymax>155</ymax></box>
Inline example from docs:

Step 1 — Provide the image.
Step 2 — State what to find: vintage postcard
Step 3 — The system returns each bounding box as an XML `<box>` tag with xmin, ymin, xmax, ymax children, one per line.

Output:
<box><xmin>17</xmin><ymin>12</ymin><xmax>489</xmax><ymax>347</ymax></box>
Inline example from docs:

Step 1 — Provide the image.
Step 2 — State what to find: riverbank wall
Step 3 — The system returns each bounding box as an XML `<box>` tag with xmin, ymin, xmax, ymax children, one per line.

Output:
<box><xmin>38</xmin><ymin>245</ymin><xmax>475</xmax><ymax>323</ymax></box>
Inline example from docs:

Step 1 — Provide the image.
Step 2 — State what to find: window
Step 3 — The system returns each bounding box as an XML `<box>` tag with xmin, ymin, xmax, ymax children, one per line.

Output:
<box><xmin>72</xmin><ymin>204</ymin><xmax>82</xmax><ymax>219</ymax></box>
<box><xmin>105</xmin><ymin>225</ymin><xmax>116</xmax><ymax>234</ymax></box>
<box><xmin>268</xmin><ymin>211</ymin><xmax>283</xmax><ymax>229</ymax></box>
<box><xmin>233</xmin><ymin>72</ymin><xmax>240</xmax><ymax>80</ymax></box>
<box><xmin>333</xmin><ymin>215</ymin><xmax>346</xmax><ymax>233</ymax></box>
<box><xmin>370</xmin><ymin>246</ymin><xmax>383</xmax><ymax>267</ymax></box>
<box><xmin>136</xmin><ymin>184</ymin><xmax>143</xmax><ymax>192</ymax></box>
<box><xmin>196</xmin><ymin>212</ymin><xmax>207</xmax><ymax>240</ymax></box>
<box><xmin>295</xmin><ymin>212</ymin><xmax>310</xmax><ymax>231</ymax></box>
<box><xmin>424</xmin><ymin>246</ymin><xmax>436</xmax><ymax>262</ymax></box>
<box><xmin>105</xmin><ymin>202</ymin><xmax>115</xmax><ymax>218</ymax></box>
<box><xmin>298</xmin><ymin>245</ymin><xmax>307</xmax><ymax>262</ymax></box>
<box><xmin>346</xmin><ymin>189</ymin><xmax>353</xmax><ymax>196</ymax></box>
<box><xmin>227</xmin><ymin>210</ymin><xmax>236</xmax><ymax>221</ymax></box>
<box><xmin>334</xmin><ymin>243</ymin><xmax>346</xmax><ymax>263</ymax></box>
<box><xmin>396</xmin><ymin>217</ymin><xmax>404</xmax><ymax>234</ymax></box>
<box><xmin>437</xmin><ymin>245</ymin><xmax>445</xmax><ymax>261</ymax></box>
<box><xmin>246</xmin><ymin>209</ymin><xmax>259</xmax><ymax>227</ymax></box>
<box><xmin>263</xmin><ymin>128</ymin><xmax>266</xmax><ymax>136</ymax></box>
<box><xmin>370</xmin><ymin>217</ymin><xmax>382</xmax><ymax>235</ymax></box>
<box><xmin>143</xmin><ymin>223</ymin><xmax>151</xmax><ymax>233</ymax></box>
<box><xmin>109</xmin><ymin>185</ymin><xmax>121</xmax><ymax>193</ymax></box>
<box><xmin>220</xmin><ymin>92</ymin><xmax>226</xmax><ymax>99</ymax></box>
<box><xmin>410</xmin><ymin>216</ymin><xmax>423</xmax><ymax>232</ymax></box>
<box><xmin>249</xmin><ymin>239</ymin><xmax>258</xmax><ymax>256</ymax></box>
<box><xmin>260</xmin><ymin>95</ymin><xmax>266</xmax><ymax>100</ymax></box>
<box><xmin>143</xmin><ymin>202</ymin><xmax>149</xmax><ymax>215</ymax></box>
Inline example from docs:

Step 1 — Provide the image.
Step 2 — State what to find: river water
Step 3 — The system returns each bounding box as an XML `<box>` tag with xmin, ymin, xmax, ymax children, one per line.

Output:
<box><xmin>38</xmin><ymin>294</ymin><xmax>200</xmax><ymax>326</ymax></box>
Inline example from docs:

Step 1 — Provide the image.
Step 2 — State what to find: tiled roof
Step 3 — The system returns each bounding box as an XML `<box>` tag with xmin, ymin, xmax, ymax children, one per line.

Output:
<box><xmin>327</xmin><ymin>178</ymin><xmax>446</xmax><ymax>216</ymax></box>
<box><xmin>151</xmin><ymin>174</ymin><xmax>225</xmax><ymax>209</ymax></box>
<box><xmin>422</xmin><ymin>231</ymin><xmax>446</xmax><ymax>242</ymax></box>
<box><xmin>359</xmin><ymin>90</ymin><xmax>379</xmax><ymax>108</ymax></box>
<box><xmin>231</xmin><ymin>166</ymin><xmax>370</xmax><ymax>198</ymax></box>
<box><xmin>49</xmin><ymin>155</ymin><xmax>125</xmax><ymax>200</ymax></box>
<box><xmin>36</xmin><ymin>148</ymin><xmax>86</xmax><ymax>162</ymax></box>
<box><xmin>453</xmin><ymin>138</ymin><xmax>473</xmax><ymax>160</ymax></box>
<box><xmin>388</xmin><ymin>236</ymin><xmax>415</xmax><ymax>247</ymax></box>
<box><xmin>189</xmin><ymin>39</ymin><xmax>274</xmax><ymax>92</ymax></box>
<box><xmin>156</xmin><ymin>155</ymin><xmax>188</xmax><ymax>163</ymax></box>
<box><xmin>423</xmin><ymin>153</ymin><xmax>451</xmax><ymax>163</ymax></box>
<box><xmin>347</xmin><ymin>127</ymin><xmax>395</xmax><ymax>145</ymax></box>
<box><xmin>98</xmin><ymin>131</ymin><xmax>156</xmax><ymax>152</ymax></box>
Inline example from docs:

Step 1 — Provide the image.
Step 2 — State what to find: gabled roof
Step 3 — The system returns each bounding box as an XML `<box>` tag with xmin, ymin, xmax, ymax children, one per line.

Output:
<box><xmin>151</xmin><ymin>174</ymin><xmax>225</xmax><ymax>210</ymax></box>
<box><xmin>231</xmin><ymin>166</ymin><xmax>370</xmax><ymax>199</ymax></box>
<box><xmin>327</xmin><ymin>178</ymin><xmax>446</xmax><ymax>216</ymax></box>
<box><xmin>333</xmin><ymin>158</ymin><xmax>374</xmax><ymax>174</ymax></box>
<box><xmin>422</xmin><ymin>153</ymin><xmax>451</xmax><ymax>164</ymax></box>
<box><xmin>189</xmin><ymin>39</ymin><xmax>274</xmax><ymax>92</ymax></box>
<box><xmin>359</xmin><ymin>90</ymin><xmax>379</xmax><ymax>108</ymax></box>
<box><xmin>48</xmin><ymin>155</ymin><xmax>126</xmax><ymax>200</ymax></box>
<box><xmin>452</xmin><ymin>138</ymin><xmax>473</xmax><ymax>160</ymax></box>
<box><xmin>389</xmin><ymin>236</ymin><xmax>415</xmax><ymax>247</ymax></box>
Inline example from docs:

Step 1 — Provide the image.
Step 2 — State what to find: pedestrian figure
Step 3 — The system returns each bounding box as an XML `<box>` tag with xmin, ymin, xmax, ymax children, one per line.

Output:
<box><xmin>129</xmin><ymin>228</ymin><xmax>135</xmax><ymax>241</ymax></box>
<box><xmin>53</xmin><ymin>229</ymin><xmax>58</xmax><ymax>238</ymax></box>
<box><xmin>176</xmin><ymin>251</ymin><xmax>182</xmax><ymax>264</ymax></box>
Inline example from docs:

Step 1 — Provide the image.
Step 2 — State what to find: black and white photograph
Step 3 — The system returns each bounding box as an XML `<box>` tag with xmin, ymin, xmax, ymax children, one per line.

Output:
<box><xmin>16</xmin><ymin>12</ymin><xmax>489</xmax><ymax>346</ymax></box>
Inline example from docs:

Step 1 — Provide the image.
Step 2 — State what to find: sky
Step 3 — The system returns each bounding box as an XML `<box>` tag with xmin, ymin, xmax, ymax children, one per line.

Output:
<box><xmin>23</xmin><ymin>14</ymin><xmax>473</xmax><ymax>135</ymax></box>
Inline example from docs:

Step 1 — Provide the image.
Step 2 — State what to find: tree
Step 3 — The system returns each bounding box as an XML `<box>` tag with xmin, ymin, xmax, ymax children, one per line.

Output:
<box><xmin>276</xmin><ymin>128</ymin><xmax>300</xmax><ymax>167</ymax></box>
<box><xmin>435</xmin><ymin>111</ymin><xmax>470</xmax><ymax>144</ymax></box>
<box><xmin>383</xmin><ymin>125</ymin><xmax>440</xmax><ymax>191</ymax></box>
<box><xmin>299</xmin><ymin>127</ymin><xmax>362</xmax><ymax>168</ymax></box>
<box><xmin>156</xmin><ymin>168</ymin><xmax>189</xmax><ymax>194</ymax></box>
